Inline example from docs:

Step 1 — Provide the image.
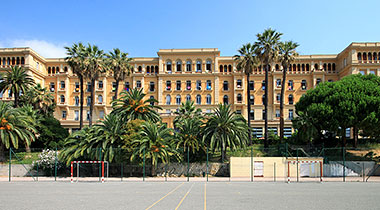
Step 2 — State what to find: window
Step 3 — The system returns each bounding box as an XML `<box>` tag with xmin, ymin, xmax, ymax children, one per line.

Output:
<box><xmin>166</xmin><ymin>95</ymin><xmax>171</xmax><ymax>105</ymax></box>
<box><xmin>236</xmin><ymin>110</ymin><xmax>242</xmax><ymax>115</ymax></box>
<box><xmin>237</xmin><ymin>94</ymin><xmax>242</xmax><ymax>103</ymax></box>
<box><xmin>166</xmin><ymin>81</ymin><xmax>171</xmax><ymax>90</ymax></box>
<box><xmin>98</xmin><ymin>81</ymin><xmax>103</xmax><ymax>89</ymax></box>
<box><xmin>50</xmin><ymin>82</ymin><xmax>55</xmax><ymax>92</ymax></box>
<box><xmin>196</xmin><ymin>60</ymin><xmax>202</xmax><ymax>72</ymax></box>
<box><xmin>75</xmin><ymin>96</ymin><xmax>79</xmax><ymax>106</ymax></box>
<box><xmin>360</xmin><ymin>71</ymin><xmax>365</xmax><ymax>75</ymax></box>
<box><xmin>249</xmin><ymin>95</ymin><xmax>254</xmax><ymax>105</ymax></box>
<box><xmin>176</xmin><ymin>60</ymin><xmax>182</xmax><ymax>72</ymax></box>
<box><xmin>268</xmin><ymin>127</ymin><xmax>278</xmax><ymax>135</ymax></box>
<box><xmin>136</xmin><ymin>80</ymin><xmax>142</xmax><ymax>89</ymax></box>
<box><xmin>288</xmin><ymin>80</ymin><xmax>293</xmax><ymax>90</ymax></box>
<box><xmin>262</xmin><ymin>95</ymin><xmax>266</xmax><ymax>105</ymax></box>
<box><xmin>224</xmin><ymin>65</ymin><xmax>227</xmax><ymax>72</ymax></box>
<box><xmin>206</xmin><ymin>94</ymin><xmax>211</xmax><ymax>104</ymax></box>
<box><xmin>99</xmin><ymin>110</ymin><xmax>104</xmax><ymax>120</ymax></box>
<box><xmin>176</xmin><ymin>95</ymin><xmax>181</xmax><ymax>105</ymax></box>
<box><xmin>228</xmin><ymin>65</ymin><xmax>232</xmax><ymax>72</ymax></box>
<box><xmin>138</xmin><ymin>66</ymin><xmax>142</xmax><ymax>72</ymax></box>
<box><xmin>74</xmin><ymin>110</ymin><xmax>79</xmax><ymax>121</ymax></box>
<box><xmin>301</xmin><ymin>80</ymin><xmax>307</xmax><ymax>90</ymax></box>
<box><xmin>62</xmin><ymin>110</ymin><xmax>67</xmax><ymax>119</ymax></box>
<box><xmin>284</xmin><ymin>127</ymin><xmax>292</xmax><ymax>138</ymax></box>
<box><xmin>288</xmin><ymin>94</ymin><xmax>294</xmax><ymax>105</ymax></box>
<box><xmin>196</xmin><ymin>94</ymin><xmax>201</xmax><ymax>104</ymax></box>
<box><xmin>276</xmin><ymin>79</ymin><xmax>281</xmax><ymax>87</ymax></box>
<box><xmin>186</xmin><ymin>94</ymin><xmax>191</xmax><ymax>102</ymax></box>
<box><xmin>150</xmin><ymin>96</ymin><xmax>155</xmax><ymax>106</ymax></box>
<box><xmin>196</xmin><ymin>80</ymin><xmax>202</xmax><ymax>90</ymax></box>
<box><xmin>223</xmin><ymin>95</ymin><xmax>229</xmax><ymax>104</ymax></box>
<box><xmin>98</xmin><ymin>95</ymin><xmax>103</xmax><ymax>104</ymax></box>
<box><xmin>252</xmin><ymin>127</ymin><xmax>263</xmax><ymax>138</ymax></box>
<box><xmin>223</xmin><ymin>81</ymin><xmax>229</xmax><ymax>91</ymax></box>
<box><xmin>276</xmin><ymin>109</ymin><xmax>280</xmax><ymax>118</ymax></box>
<box><xmin>261</xmin><ymin>80</ymin><xmax>265</xmax><ymax>90</ymax></box>
<box><xmin>176</xmin><ymin>80</ymin><xmax>181</xmax><ymax>90</ymax></box>
<box><xmin>236</xmin><ymin>79</ymin><xmax>242</xmax><ymax>88</ymax></box>
<box><xmin>249</xmin><ymin>81</ymin><xmax>254</xmax><ymax>90</ymax></box>
<box><xmin>87</xmin><ymin>96</ymin><xmax>91</xmax><ymax>106</ymax></box>
<box><xmin>75</xmin><ymin>82</ymin><xmax>80</xmax><ymax>92</ymax></box>
<box><xmin>64</xmin><ymin>66</ymin><xmax>68</xmax><ymax>72</ymax></box>
<box><xmin>262</xmin><ymin>109</ymin><xmax>266</xmax><ymax>120</ymax></box>
<box><xmin>60</xmin><ymin>81</ymin><xmax>65</xmax><ymax>89</ymax></box>
<box><xmin>357</xmin><ymin>53</ymin><xmax>362</xmax><ymax>61</ymax></box>
<box><xmin>166</xmin><ymin>61</ymin><xmax>172</xmax><ymax>72</ymax></box>
<box><xmin>60</xmin><ymin>95</ymin><xmax>65</xmax><ymax>103</ymax></box>
<box><xmin>87</xmin><ymin>111</ymin><xmax>90</xmax><ymax>121</ymax></box>
<box><xmin>186</xmin><ymin>80</ymin><xmax>191</xmax><ymax>90</ymax></box>
<box><xmin>186</xmin><ymin>61</ymin><xmax>192</xmax><ymax>72</ymax></box>
<box><xmin>206</xmin><ymin>60</ymin><xmax>212</xmax><ymax>72</ymax></box>
<box><xmin>87</xmin><ymin>82</ymin><xmax>91</xmax><ymax>92</ymax></box>
<box><xmin>370</xmin><ymin>70</ymin><xmax>376</xmax><ymax>75</ymax></box>
<box><xmin>124</xmin><ymin>82</ymin><xmax>130</xmax><ymax>91</ymax></box>
<box><xmin>316</xmin><ymin>78</ymin><xmax>321</xmax><ymax>85</ymax></box>
<box><xmin>289</xmin><ymin>109</ymin><xmax>294</xmax><ymax>120</ymax></box>
<box><xmin>328</xmin><ymin>79</ymin><xmax>333</xmax><ymax>82</ymax></box>
<box><xmin>249</xmin><ymin>110</ymin><xmax>254</xmax><ymax>119</ymax></box>
<box><xmin>149</xmin><ymin>82</ymin><xmax>155</xmax><ymax>92</ymax></box>
<box><xmin>206</xmin><ymin>80</ymin><xmax>212</xmax><ymax>90</ymax></box>
<box><xmin>36</xmin><ymin>62</ymin><xmax>39</xmax><ymax>70</ymax></box>
<box><xmin>276</xmin><ymin>93</ymin><xmax>281</xmax><ymax>102</ymax></box>
<box><xmin>346</xmin><ymin>128</ymin><xmax>351</xmax><ymax>138</ymax></box>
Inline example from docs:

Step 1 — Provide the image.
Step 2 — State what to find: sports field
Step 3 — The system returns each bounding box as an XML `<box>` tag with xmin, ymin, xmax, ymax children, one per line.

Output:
<box><xmin>0</xmin><ymin>182</ymin><xmax>379</xmax><ymax>210</ymax></box>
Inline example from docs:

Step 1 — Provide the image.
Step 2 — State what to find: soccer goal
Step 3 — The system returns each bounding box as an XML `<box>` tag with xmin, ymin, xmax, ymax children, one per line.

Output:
<box><xmin>287</xmin><ymin>160</ymin><xmax>323</xmax><ymax>183</ymax></box>
<box><xmin>70</xmin><ymin>161</ymin><xmax>109</xmax><ymax>183</ymax></box>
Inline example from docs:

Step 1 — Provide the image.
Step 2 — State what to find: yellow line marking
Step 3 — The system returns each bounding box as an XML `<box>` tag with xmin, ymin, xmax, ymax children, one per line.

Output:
<box><xmin>175</xmin><ymin>183</ymin><xmax>194</xmax><ymax>210</ymax></box>
<box><xmin>145</xmin><ymin>182</ymin><xmax>184</xmax><ymax>210</ymax></box>
<box><xmin>204</xmin><ymin>183</ymin><xmax>207</xmax><ymax>210</ymax></box>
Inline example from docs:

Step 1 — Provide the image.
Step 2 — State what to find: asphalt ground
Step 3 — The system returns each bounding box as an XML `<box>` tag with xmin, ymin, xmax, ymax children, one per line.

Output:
<box><xmin>0</xmin><ymin>181</ymin><xmax>379</xmax><ymax>210</ymax></box>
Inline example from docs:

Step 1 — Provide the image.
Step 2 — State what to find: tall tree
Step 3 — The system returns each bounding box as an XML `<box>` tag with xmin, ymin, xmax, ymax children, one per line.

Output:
<box><xmin>83</xmin><ymin>44</ymin><xmax>105</xmax><ymax>126</ymax></box>
<box><xmin>0</xmin><ymin>66</ymin><xmax>35</xmax><ymax>107</ymax></box>
<box><xmin>173</xmin><ymin>100</ymin><xmax>203</xmax><ymax>127</ymax></box>
<box><xmin>234</xmin><ymin>43</ymin><xmax>259</xmax><ymax>145</ymax></box>
<box><xmin>105</xmin><ymin>48</ymin><xmax>133</xmax><ymax>100</ymax></box>
<box><xmin>20</xmin><ymin>84</ymin><xmax>55</xmax><ymax>116</ymax></box>
<box><xmin>65</xmin><ymin>43</ymin><xmax>86</xmax><ymax>129</ymax></box>
<box><xmin>278</xmin><ymin>41</ymin><xmax>299</xmax><ymax>142</ymax></box>
<box><xmin>254</xmin><ymin>28</ymin><xmax>283</xmax><ymax>148</ymax></box>
<box><xmin>202</xmin><ymin>104</ymin><xmax>249</xmax><ymax>162</ymax></box>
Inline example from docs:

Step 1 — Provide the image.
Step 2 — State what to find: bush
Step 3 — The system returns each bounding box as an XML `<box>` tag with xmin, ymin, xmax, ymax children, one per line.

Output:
<box><xmin>33</xmin><ymin>149</ymin><xmax>62</xmax><ymax>175</ymax></box>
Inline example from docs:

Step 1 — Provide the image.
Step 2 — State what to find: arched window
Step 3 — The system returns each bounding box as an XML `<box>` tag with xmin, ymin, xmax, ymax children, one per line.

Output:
<box><xmin>56</xmin><ymin>67</ymin><xmax>60</xmax><ymax>72</ymax></box>
<box><xmin>64</xmin><ymin>67</ymin><xmax>68</xmax><ymax>72</ymax></box>
<box><xmin>297</xmin><ymin>64</ymin><xmax>301</xmax><ymax>72</ymax></box>
<box><xmin>332</xmin><ymin>63</ymin><xmax>336</xmax><ymax>71</ymax></box>
<box><xmin>7</xmin><ymin>57</ymin><xmax>10</xmax><ymax>66</ymax></box>
<box><xmin>301</xmin><ymin>80</ymin><xmax>307</xmax><ymax>90</ymax></box>
<box><xmin>289</xmin><ymin>64</ymin><xmax>292</xmax><ymax>71</ymax></box>
<box><xmin>176</xmin><ymin>80</ymin><xmax>181</xmax><ymax>90</ymax></box>
<box><xmin>21</xmin><ymin>57</ymin><xmax>25</xmax><ymax>65</ymax></box>
<box><xmin>219</xmin><ymin>65</ymin><xmax>223</xmax><ymax>73</ymax></box>
<box><xmin>60</xmin><ymin>95</ymin><xmax>65</xmax><ymax>103</ymax></box>
<box><xmin>3</xmin><ymin>58</ymin><xmax>6</xmax><ymax>66</ymax></box>
<box><xmin>292</xmin><ymin>64</ymin><xmax>296</xmax><ymax>72</ymax></box>
<box><xmin>249</xmin><ymin>80</ymin><xmax>254</xmax><ymax>90</ymax></box>
<box><xmin>249</xmin><ymin>95</ymin><xmax>254</xmax><ymax>105</ymax></box>
<box><xmin>98</xmin><ymin>95</ymin><xmax>103</xmax><ymax>103</ymax></box>
<box><xmin>150</xmin><ymin>96</ymin><xmax>155</xmax><ymax>106</ymax></box>
<box><xmin>166</xmin><ymin>95</ymin><xmax>171</xmax><ymax>105</ymax></box>
<box><xmin>48</xmin><ymin>67</ymin><xmax>51</xmax><ymax>74</ymax></box>
<box><xmin>138</xmin><ymin>66</ymin><xmax>142</xmax><ymax>72</ymax></box>
<box><xmin>237</xmin><ymin>93</ymin><xmax>242</xmax><ymax>103</ymax></box>
<box><xmin>155</xmin><ymin>66</ymin><xmax>159</xmax><ymax>73</ymax></box>
<box><xmin>176</xmin><ymin>95</ymin><xmax>181</xmax><ymax>105</ymax></box>
<box><xmin>223</xmin><ymin>95</ymin><xmax>229</xmax><ymax>104</ymax></box>
<box><xmin>166</xmin><ymin>81</ymin><xmax>171</xmax><ymax>90</ymax></box>
<box><xmin>166</xmin><ymin>61</ymin><xmax>172</xmax><ymax>72</ymax></box>
<box><xmin>176</xmin><ymin>60</ymin><xmax>182</xmax><ymax>72</ymax></box>
<box><xmin>374</xmin><ymin>52</ymin><xmax>378</xmax><ymax>61</ymax></box>
<box><xmin>75</xmin><ymin>96</ymin><xmax>79</xmax><ymax>106</ymax></box>
<box><xmin>363</xmin><ymin>52</ymin><xmax>367</xmax><ymax>61</ymax></box>
<box><xmin>288</xmin><ymin>94</ymin><xmax>294</xmax><ymax>105</ymax></box>
<box><xmin>357</xmin><ymin>52</ymin><xmax>362</xmax><ymax>61</ymax></box>
<box><xmin>223</xmin><ymin>81</ymin><xmax>229</xmax><ymax>91</ymax></box>
<box><xmin>52</xmin><ymin>67</ymin><xmax>56</xmax><ymax>74</ymax></box>
<box><xmin>275</xmin><ymin>64</ymin><xmax>279</xmax><ymax>71</ymax></box>
<box><xmin>186</xmin><ymin>60</ymin><xmax>192</xmax><ymax>72</ymax></box>
<box><xmin>314</xmin><ymin>64</ymin><xmax>319</xmax><ymax>70</ymax></box>
<box><xmin>186</xmin><ymin>80</ymin><xmax>191</xmax><ymax>90</ymax></box>
<box><xmin>306</xmin><ymin>64</ymin><xmax>310</xmax><ymax>71</ymax></box>
<box><xmin>149</xmin><ymin>82</ymin><xmax>155</xmax><ymax>92</ymax></box>
<box><xmin>186</xmin><ymin>94</ymin><xmax>191</xmax><ymax>102</ymax></box>
<box><xmin>368</xmin><ymin>52</ymin><xmax>372</xmax><ymax>61</ymax></box>
<box><xmin>236</xmin><ymin>79</ymin><xmax>242</xmax><ymax>88</ymax></box>
<box><xmin>224</xmin><ymin>65</ymin><xmax>227</xmax><ymax>72</ymax></box>
<box><xmin>196</xmin><ymin>60</ymin><xmax>202</xmax><ymax>72</ymax></box>
<box><xmin>323</xmin><ymin>63</ymin><xmax>327</xmax><ymax>71</ymax></box>
<box><xmin>328</xmin><ymin>63</ymin><xmax>331</xmax><ymax>71</ymax></box>
<box><xmin>301</xmin><ymin>64</ymin><xmax>305</xmax><ymax>71</ymax></box>
<box><xmin>196</xmin><ymin>80</ymin><xmax>202</xmax><ymax>90</ymax></box>
<box><xmin>206</xmin><ymin>94</ymin><xmax>211</xmax><ymax>104</ymax></box>
<box><xmin>206</xmin><ymin>60</ymin><xmax>212</xmax><ymax>72</ymax></box>
<box><xmin>16</xmin><ymin>57</ymin><xmax>20</xmax><ymax>65</ymax></box>
<box><xmin>11</xmin><ymin>57</ymin><xmax>15</xmax><ymax>65</ymax></box>
<box><xmin>196</xmin><ymin>94</ymin><xmax>201</xmax><ymax>104</ymax></box>
<box><xmin>228</xmin><ymin>65</ymin><xmax>232</xmax><ymax>72</ymax></box>
<box><xmin>146</xmin><ymin>66</ymin><xmax>150</xmax><ymax>74</ymax></box>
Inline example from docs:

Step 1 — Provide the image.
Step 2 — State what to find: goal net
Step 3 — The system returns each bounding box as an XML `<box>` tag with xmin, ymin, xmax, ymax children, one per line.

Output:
<box><xmin>71</xmin><ymin>161</ymin><xmax>109</xmax><ymax>183</ymax></box>
<box><xmin>287</xmin><ymin>160</ymin><xmax>323</xmax><ymax>183</ymax></box>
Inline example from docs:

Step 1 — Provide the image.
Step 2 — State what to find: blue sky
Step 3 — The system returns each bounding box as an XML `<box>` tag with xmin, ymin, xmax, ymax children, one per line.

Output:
<box><xmin>0</xmin><ymin>0</ymin><xmax>379</xmax><ymax>58</ymax></box>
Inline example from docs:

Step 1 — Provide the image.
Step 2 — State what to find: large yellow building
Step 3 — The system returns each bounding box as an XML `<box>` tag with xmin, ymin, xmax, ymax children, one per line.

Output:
<box><xmin>0</xmin><ymin>42</ymin><xmax>379</xmax><ymax>137</ymax></box>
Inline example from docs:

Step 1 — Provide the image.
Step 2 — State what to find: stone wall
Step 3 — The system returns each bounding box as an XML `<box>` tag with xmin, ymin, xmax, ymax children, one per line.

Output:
<box><xmin>155</xmin><ymin>162</ymin><xmax>229</xmax><ymax>177</ymax></box>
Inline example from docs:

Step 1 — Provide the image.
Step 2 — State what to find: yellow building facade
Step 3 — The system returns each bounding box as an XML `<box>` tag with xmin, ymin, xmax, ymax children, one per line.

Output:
<box><xmin>0</xmin><ymin>42</ymin><xmax>379</xmax><ymax>136</ymax></box>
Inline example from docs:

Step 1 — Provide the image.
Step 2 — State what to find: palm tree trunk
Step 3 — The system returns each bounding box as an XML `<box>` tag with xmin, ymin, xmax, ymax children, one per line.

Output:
<box><xmin>220</xmin><ymin>144</ymin><xmax>224</xmax><ymax>163</ymax></box>
<box><xmin>114</xmin><ymin>80</ymin><xmax>119</xmax><ymax>100</ymax></box>
<box><xmin>151</xmin><ymin>159</ymin><xmax>156</xmax><ymax>176</ymax></box>
<box><xmin>79</xmin><ymin>76</ymin><xmax>84</xmax><ymax>130</ymax></box>
<box><xmin>0</xmin><ymin>142</ymin><xmax>5</xmax><ymax>162</ymax></box>
<box><xmin>89</xmin><ymin>79</ymin><xmax>95</xmax><ymax>127</ymax></box>
<box><xmin>353</xmin><ymin>126</ymin><xmax>358</xmax><ymax>148</ymax></box>
<box><xmin>264</xmin><ymin>64</ymin><xmax>269</xmax><ymax>148</ymax></box>
<box><xmin>14</xmin><ymin>92</ymin><xmax>19</xmax><ymax>108</ymax></box>
<box><xmin>280</xmin><ymin>67</ymin><xmax>287</xmax><ymax>143</ymax></box>
<box><xmin>246</xmin><ymin>72</ymin><xmax>252</xmax><ymax>145</ymax></box>
<box><xmin>342</xmin><ymin>127</ymin><xmax>347</xmax><ymax>147</ymax></box>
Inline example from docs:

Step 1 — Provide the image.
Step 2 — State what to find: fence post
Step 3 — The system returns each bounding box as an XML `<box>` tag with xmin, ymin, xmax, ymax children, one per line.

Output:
<box><xmin>37</xmin><ymin>162</ymin><xmax>39</xmax><ymax>181</ymax></box>
<box><xmin>99</xmin><ymin>148</ymin><xmax>102</xmax><ymax>182</ymax></box>
<box><xmin>362</xmin><ymin>162</ymin><xmax>365</xmax><ymax>182</ymax></box>
<box><xmin>121</xmin><ymin>163</ymin><xmax>123</xmax><ymax>182</ymax></box>
<box><xmin>206</xmin><ymin>145</ymin><xmax>209</xmax><ymax>182</ymax></box>
<box><xmin>296</xmin><ymin>148</ymin><xmax>299</xmax><ymax>182</ymax></box>
<box><xmin>9</xmin><ymin>148</ymin><xmax>11</xmax><ymax>182</ymax></box>
<box><xmin>251</xmin><ymin>147</ymin><xmax>253</xmax><ymax>182</ymax></box>
<box><xmin>343</xmin><ymin>146</ymin><xmax>346</xmax><ymax>182</ymax></box>
<box><xmin>165</xmin><ymin>163</ymin><xmax>168</xmax><ymax>182</ymax></box>
<box><xmin>187</xmin><ymin>147</ymin><xmax>189</xmax><ymax>182</ymax></box>
<box><xmin>143</xmin><ymin>148</ymin><xmax>145</xmax><ymax>182</ymax></box>
<box><xmin>55</xmin><ymin>147</ymin><xmax>58</xmax><ymax>181</ymax></box>
<box><xmin>274</xmin><ymin>162</ymin><xmax>276</xmax><ymax>182</ymax></box>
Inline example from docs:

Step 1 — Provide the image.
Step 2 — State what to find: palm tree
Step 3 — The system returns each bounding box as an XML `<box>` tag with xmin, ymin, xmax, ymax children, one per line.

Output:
<box><xmin>111</xmin><ymin>88</ymin><xmax>161</xmax><ymax>123</ymax></box>
<box><xmin>0</xmin><ymin>102</ymin><xmax>37</xmax><ymax>161</ymax></box>
<box><xmin>20</xmin><ymin>84</ymin><xmax>55</xmax><ymax>116</ymax></box>
<box><xmin>202</xmin><ymin>104</ymin><xmax>249</xmax><ymax>162</ymax></box>
<box><xmin>234</xmin><ymin>43</ymin><xmax>259</xmax><ymax>145</ymax></box>
<box><xmin>278</xmin><ymin>41</ymin><xmax>299</xmax><ymax>142</ymax></box>
<box><xmin>105</xmin><ymin>48</ymin><xmax>133</xmax><ymax>100</ymax></box>
<box><xmin>174</xmin><ymin>117</ymin><xmax>203</xmax><ymax>154</ymax></box>
<box><xmin>173</xmin><ymin>100</ymin><xmax>203</xmax><ymax>127</ymax></box>
<box><xmin>83</xmin><ymin>44</ymin><xmax>105</xmax><ymax>126</ymax></box>
<box><xmin>0</xmin><ymin>66</ymin><xmax>35</xmax><ymax>107</ymax></box>
<box><xmin>131</xmin><ymin>121</ymin><xmax>176</xmax><ymax>175</ymax></box>
<box><xmin>254</xmin><ymin>28</ymin><xmax>283</xmax><ymax>148</ymax></box>
<box><xmin>65</xmin><ymin>43</ymin><xmax>86</xmax><ymax>129</ymax></box>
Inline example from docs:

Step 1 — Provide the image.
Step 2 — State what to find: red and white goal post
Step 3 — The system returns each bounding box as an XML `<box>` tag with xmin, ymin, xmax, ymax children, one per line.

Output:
<box><xmin>70</xmin><ymin>161</ymin><xmax>109</xmax><ymax>183</ymax></box>
<box><xmin>287</xmin><ymin>160</ymin><xmax>323</xmax><ymax>183</ymax></box>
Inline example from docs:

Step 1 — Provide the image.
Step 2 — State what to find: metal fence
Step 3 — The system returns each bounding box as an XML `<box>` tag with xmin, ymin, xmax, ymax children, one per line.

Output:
<box><xmin>1</xmin><ymin>144</ymin><xmax>379</xmax><ymax>183</ymax></box>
